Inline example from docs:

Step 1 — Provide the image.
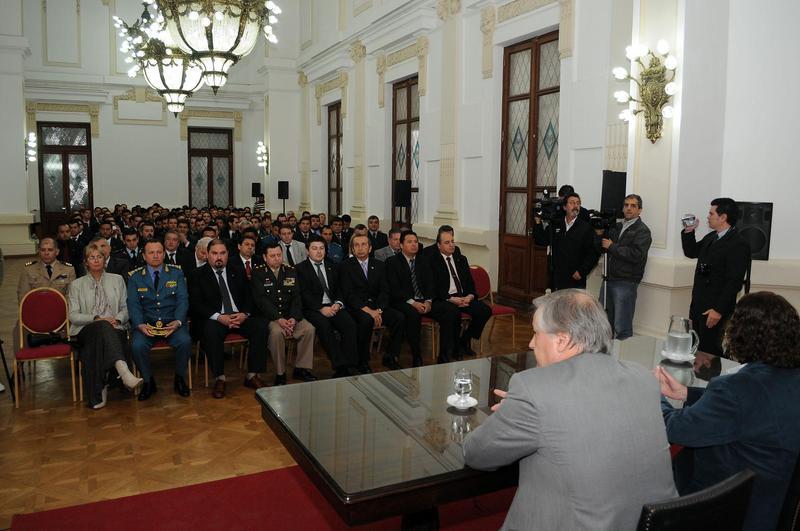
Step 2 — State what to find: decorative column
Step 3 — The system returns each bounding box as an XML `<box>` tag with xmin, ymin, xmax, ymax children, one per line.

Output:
<box><xmin>349</xmin><ymin>40</ymin><xmax>368</xmax><ymax>221</ymax></box>
<box><xmin>298</xmin><ymin>71</ymin><xmax>312</xmax><ymax>212</ymax></box>
<box><xmin>376</xmin><ymin>52</ymin><xmax>386</xmax><ymax>108</ymax></box>
<box><xmin>480</xmin><ymin>6</ymin><xmax>496</xmax><ymax>79</ymax></box>
<box><xmin>433</xmin><ymin>0</ymin><xmax>461</xmax><ymax>224</ymax></box>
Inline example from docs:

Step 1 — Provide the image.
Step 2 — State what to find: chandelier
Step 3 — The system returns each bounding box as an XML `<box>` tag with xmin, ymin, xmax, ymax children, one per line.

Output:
<box><xmin>114</xmin><ymin>4</ymin><xmax>205</xmax><ymax>115</ymax></box>
<box><xmin>152</xmin><ymin>0</ymin><xmax>281</xmax><ymax>93</ymax></box>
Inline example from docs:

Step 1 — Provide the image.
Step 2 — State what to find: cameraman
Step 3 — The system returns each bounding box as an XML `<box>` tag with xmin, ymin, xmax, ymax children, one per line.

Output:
<box><xmin>600</xmin><ymin>194</ymin><xmax>652</xmax><ymax>339</ymax></box>
<box><xmin>534</xmin><ymin>193</ymin><xmax>600</xmax><ymax>291</ymax></box>
<box><xmin>681</xmin><ymin>198</ymin><xmax>751</xmax><ymax>357</ymax></box>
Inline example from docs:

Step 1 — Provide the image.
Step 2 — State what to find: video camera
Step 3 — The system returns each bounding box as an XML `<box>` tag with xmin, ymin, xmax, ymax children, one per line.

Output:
<box><xmin>587</xmin><ymin>209</ymin><xmax>618</xmax><ymax>238</ymax></box>
<box><xmin>533</xmin><ymin>189</ymin><xmax>563</xmax><ymax>222</ymax></box>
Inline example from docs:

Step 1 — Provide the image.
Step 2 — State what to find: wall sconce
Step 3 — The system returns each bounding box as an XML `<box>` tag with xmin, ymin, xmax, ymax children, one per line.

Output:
<box><xmin>256</xmin><ymin>141</ymin><xmax>269</xmax><ymax>174</ymax></box>
<box><xmin>612</xmin><ymin>39</ymin><xmax>678</xmax><ymax>143</ymax></box>
<box><xmin>25</xmin><ymin>132</ymin><xmax>37</xmax><ymax>169</ymax></box>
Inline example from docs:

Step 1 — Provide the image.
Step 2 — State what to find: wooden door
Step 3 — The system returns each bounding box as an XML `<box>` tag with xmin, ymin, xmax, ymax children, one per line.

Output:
<box><xmin>498</xmin><ymin>32</ymin><xmax>560</xmax><ymax>301</ymax></box>
<box><xmin>188</xmin><ymin>128</ymin><xmax>233</xmax><ymax>208</ymax></box>
<box><xmin>37</xmin><ymin>122</ymin><xmax>93</xmax><ymax>236</ymax></box>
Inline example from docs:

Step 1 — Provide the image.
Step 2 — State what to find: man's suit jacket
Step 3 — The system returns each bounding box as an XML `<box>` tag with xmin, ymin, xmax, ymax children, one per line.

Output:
<box><xmin>105</xmin><ymin>255</ymin><xmax>131</xmax><ymax>278</ymax></box>
<box><xmin>427</xmin><ymin>251</ymin><xmax>477</xmax><ymax>301</ymax></box>
<box><xmin>662</xmin><ymin>362</ymin><xmax>800</xmax><ymax>531</ymax></box>
<box><xmin>280</xmin><ymin>240</ymin><xmax>308</xmax><ymax>266</ymax></box>
<box><xmin>533</xmin><ymin>217</ymin><xmax>600</xmax><ymax>290</ymax></box>
<box><xmin>187</xmin><ymin>263</ymin><xmax>253</xmax><ymax>321</ymax></box>
<box><xmin>295</xmin><ymin>259</ymin><xmax>344</xmax><ymax>311</ymax></box>
<box><xmin>294</xmin><ymin>230</ymin><xmax>312</xmax><ymax>245</ymax></box>
<box><xmin>681</xmin><ymin>226</ymin><xmax>751</xmax><ymax>318</ymax></box>
<box><xmin>464</xmin><ymin>353</ymin><xmax>677</xmax><ymax>531</ymax></box>
<box><xmin>367</xmin><ymin>231</ymin><xmax>389</xmax><ymax>253</ymax></box>
<box><xmin>67</xmin><ymin>272</ymin><xmax>128</xmax><ymax>335</ymax></box>
<box><xmin>163</xmin><ymin>247</ymin><xmax>191</xmax><ymax>269</ymax></box>
<box><xmin>385</xmin><ymin>253</ymin><xmax>435</xmax><ymax>303</ymax></box>
<box><xmin>116</xmin><ymin>247</ymin><xmax>144</xmax><ymax>270</ymax></box>
<box><xmin>338</xmin><ymin>256</ymin><xmax>391</xmax><ymax>311</ymax></box>
<box><xmin>108</xmin><ymin>237</ymin><xmax>125</xmax><ymax>254</ymax></box>
<box><xmin>373</xmin><ymin>245</ymin><xmax>400</xmax><ymax>262</ymax></box>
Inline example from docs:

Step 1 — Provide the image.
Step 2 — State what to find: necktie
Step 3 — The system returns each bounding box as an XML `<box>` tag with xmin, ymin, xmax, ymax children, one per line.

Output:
<box><xmin>168</xmin><ymin>252</ymin><xmax>175</xmax><ymax>264</ymax></box>
<box><xmin>361</xmin><ymin>260</ymin><xmax>369</xmax><ymax>279</ymax></box>
<box><xmin>315</xmin><ymin>262</ymin><xmax>332</xmax><ymax>301</ymax></box>
<box><xmin>410</xmin><ymin>259</ymin><xmax>422</xmax><ymax>300</ymax></box>
<box><xmin>46</xmin><ymin>264</ymin><xmax>53</xmax><ymax>278</ymax></box>
<box><xmin>217</xmin><ymin>270</ymin><xmax>234</xmax><ymax>314</ymax></box>
<box><xmin>285</xmin><ymin>244</ymin><xmax>295</xmax><ymax>266</ymax></box>
<box><xmin>153</xmin><ymin>270</ymin><xmax>160</xmax><ymax>290</ymax></box>
<box><xmin>245</xmin><ymin>260</ymin><xmax>252</xmax><ymax>280</ymax></box>
<box><xmin>446</xmin><ymin>256</ymin><xmax>464</xmax><ymax>294</ymax></box>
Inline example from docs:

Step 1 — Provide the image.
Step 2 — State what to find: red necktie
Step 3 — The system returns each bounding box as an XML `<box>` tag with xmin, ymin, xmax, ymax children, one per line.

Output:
<box><xmin>245</xmin><ymin>260</ymin><xmax>252</xmax><ymax>280</ymax></box>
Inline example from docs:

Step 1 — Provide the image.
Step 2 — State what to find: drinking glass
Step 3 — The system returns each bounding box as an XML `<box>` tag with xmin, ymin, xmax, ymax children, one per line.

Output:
<box><xmin>453</xmin><ymin>368</ymin><xmax>473</xmax><ymax>407</ymax></box>
<box><xmin>666</xmin><ymin>316</ymin><xmax>700</xmax><ymax>356</ymax></box>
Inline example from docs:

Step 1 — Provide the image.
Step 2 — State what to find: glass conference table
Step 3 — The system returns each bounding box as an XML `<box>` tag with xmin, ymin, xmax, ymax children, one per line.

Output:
<box><xmin>256</xmin><ymin>336</ymin><xmax>738</xmax><ymax>528</ymax></box>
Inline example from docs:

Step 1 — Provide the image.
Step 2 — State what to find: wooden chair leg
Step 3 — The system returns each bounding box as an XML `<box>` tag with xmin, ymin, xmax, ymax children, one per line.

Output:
<box><xmin>70</xmin><ymin>353</ymin><xmax>76</xmax><ymax>403</ymax></box>
<box><xmin>14</xmin><ymin>363</ymin><xmax>20</xmax><ymax>408</ymax></box>
<box><xmin>511</xmin><ymin>315</ymin><xmax>516</xmax><ymax>348</ymax></box>
<box><xmin>78</xmin><ymin>360</ymin><xmax>84</xmax><ymax>403</ymax></box>
<box><xmin>188</xmin><ymin>358</ymin><xmax>192</xmax><ymax>390</ymax></box>
<box><xmin>194</xmin><ymin>342</ymin><xmax>200</xmax><ymax>376</ymax></box>
<box><xmin>203</xmin><ymin>351</ymin><xmax>208</xmax><ymax>388</ymax></box>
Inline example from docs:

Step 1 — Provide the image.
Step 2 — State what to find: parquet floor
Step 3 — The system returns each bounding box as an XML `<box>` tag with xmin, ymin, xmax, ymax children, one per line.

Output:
<box><xmin>0</xmin><ymin>256</ymin><xmax>531</xmax><ymax>529</ymax></box>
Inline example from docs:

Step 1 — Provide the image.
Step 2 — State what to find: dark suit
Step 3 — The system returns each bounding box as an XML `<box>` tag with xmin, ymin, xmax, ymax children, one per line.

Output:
<box><xmin>227</xmin><ymin>254</ymin><xmax>262</xmax><ymax>282</ymax></box>
<box><xmin>338</xmin><ymin>257</ymin><xmax>405</xmax><ymax>365</ymax></box>
<box><xmin>662</xmin><ymin>362</ymin><xmax>800</xmax><ymax>531</ymax></box>
<box><xmin>367</xmin><ymin>231</ymin><xmax>389</xmax><ymax>255</ymax></box>
<box><xmin>163</xmin><ymin>247</ymin><xmax>191</xmax><ymax>269</ymax></box>
<box><xmin>105</xmin><ymin>255</ymin><xmax>130</xmax><ymax>278</ymax></box>
<box><xmin>681</xmin><ymin>227</ymin><xmax>751</xmax><ymax>356</ymax></box>
<box><xmin>294</xmin><ymin>230</ymin><xmax>312</xmax><ymax>245</ymax></box>
<box><xmin>187</xmin><ymin>264</ymin><xmax>268</xmax><ymax>377</ymax></box>
<box><xmin>428</xmin><ymin>251</ymin><xmax>492</xmax><ymax>352</ymax></box>
<box><xmin>295</xmin><ymin>259</ymin><xmax>358</xmax><ymax>371</ymax></box>
<box><xmin>385</xmin><ymin>253</ymin><xmax>460</xmax><ymax>362</ymax></box>
<box><xmin>116</xmin><ymin>247</ymin><xmax>145</xmax><ymax>272</ymax></box>
<box><xmin>533</xmin><ymin>217</ymin><xmax>600</xmax><ymax>290</ymax></box>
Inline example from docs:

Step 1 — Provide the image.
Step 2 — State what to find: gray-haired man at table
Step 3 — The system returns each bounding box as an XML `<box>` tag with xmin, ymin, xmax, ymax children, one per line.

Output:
<box><xmin>463</xmin><ymin>289</ymin><xmax>676</xmax><ymax>531</ymax></box>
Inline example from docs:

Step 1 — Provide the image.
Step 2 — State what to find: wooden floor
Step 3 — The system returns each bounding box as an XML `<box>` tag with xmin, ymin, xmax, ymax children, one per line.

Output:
<box><xmin>0</xmin><ymin>255</ymin><xmax>531</xmax><ymax>529</ymax></box>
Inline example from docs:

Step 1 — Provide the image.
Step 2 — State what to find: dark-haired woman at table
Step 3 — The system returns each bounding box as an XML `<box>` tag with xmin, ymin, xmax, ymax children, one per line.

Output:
<box><xmin>655</xmin><ymin>291</ymin><xmax>800</xmax><ymax>531</ymax></box>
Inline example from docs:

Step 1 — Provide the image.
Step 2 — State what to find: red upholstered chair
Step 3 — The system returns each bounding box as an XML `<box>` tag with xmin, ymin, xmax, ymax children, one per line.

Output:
<box><xmin>14</xmin><ymin>288</ymin><xmax>77</xmax><ymax>408</ymax></box>
<box><xmin>469</xmin><ymin>265</ymin><xmax>517</xmax><ymax>353</ymax></box>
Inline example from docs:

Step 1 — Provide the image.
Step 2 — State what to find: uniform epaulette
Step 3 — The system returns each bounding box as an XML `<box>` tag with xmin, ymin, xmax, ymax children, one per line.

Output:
<box><xmin>128</xmin><ymin>266</ymin><xmax>144</xmax><ymax>277</ymax></box>
<box><xmin>59</xmin><ymin>260</ymin><xmax>72</xmax><ymax>267</ymax></box>
<box><xmin>25</xmin><ymin>260</ymin><xmax>37</xmax><ymax>266</ymax></box>
<box><xmin>170</xmin><ymin>264</ymin><xmax>182</xmax><ymax>269</ymax></box>
<box><xmin>254</xmin><ymin>263</ymin><xmax>267</xmax><ymax>270</ymax></box>
<box><xmin>284</xmin><ymin>264</ymin><xmax>295</xmax><ymax>270</ymax></box>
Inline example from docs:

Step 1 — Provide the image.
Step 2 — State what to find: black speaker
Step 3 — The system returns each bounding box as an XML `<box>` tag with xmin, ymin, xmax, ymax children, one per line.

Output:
<box><xmin>600</xmin><ymin>170</ymin><xmax>627</xmax><ymax>218</ymax></box>
<box><xmin>251</xmin><ymin>182</ymin><xmax>261</xmax><ymax>197</ymax></box>
<box><xmin>278</xmin><ymin>181</ymin><xmax>289</xmax><ymax>200</ymax></box>
<box><xmin>736</xmin><ymin>202</ymin><xmax>772</xmax><ymax>260</ymax></box>
<box><xmin>394</xmin><ymin>180</ymin><xmax>411</xmax><ymax>207</ymax></box>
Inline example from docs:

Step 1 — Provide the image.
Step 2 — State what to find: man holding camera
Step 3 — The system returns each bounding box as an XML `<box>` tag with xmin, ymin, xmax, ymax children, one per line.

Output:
<box><xmin>681</xmin><ymin>198</ymin><xmax>751</xmax><ymax>357</ymax></box>
<box><xmin>534</xmin><ymin>193</ymin><xmax>600</xmax><ymax>291</ymax></box>
<box><xmin>600</xmin><ymin>194</ymin><xmax>652</xmax><ymax>340</ymax></box>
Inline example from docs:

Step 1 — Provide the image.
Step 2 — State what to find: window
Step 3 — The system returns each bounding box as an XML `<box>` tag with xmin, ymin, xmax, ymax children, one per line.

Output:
<box><xmin>391</xmin><ymin>76</ymin><xmax>420</xmax><ymax>227</ymax></box>
<box><xmin>327</xmin><ymin>102</ymin><xmax>343</xmax><ymax>217</ymax></box>
<box><xmin>37</xmin><ymin>122</ymin><xmax>93</xmax><ymax>235</ymax></box>
<box><xmin>188</xmin><ymin>128</ymin><xmax>233</xmax><ymax>208</ymax></box>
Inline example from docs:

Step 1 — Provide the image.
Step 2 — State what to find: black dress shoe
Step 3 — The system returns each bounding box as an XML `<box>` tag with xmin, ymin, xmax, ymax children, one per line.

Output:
<box><xmin>292</xmin><ymin>368</ymin><xmax>317</xmax><ymax>382</ymax></box>
<box><xmin>332</xmin><ymin>368</ymin><xmax>351</xmax><ymax>378</ymax></box>
<box><xmin>382</xmin><ymin>357</ymin><xmax>401</xmax><ymax>370</ymax></box>
<box><xmin>412</xmin><ymin>356</ymin><xmax>423</xmax><ymax>368</ymax></box>
<box><xmin>358</xmin><ymin>364</ymin><xmax>372</xmax><ymax>374</ymax></box>
<box><xmin>437</xmin><ymin>353</ymin><xmax>452</xmax><ymax>364</ymax></box>
<box><xmin>453</xmin><ymin>351</ymin><xmax>464</xmax><ymax>361</ymax></box>
<box><xmin>274</xmin><ymin>373</ymin><xmax>287</xmax><ymax>386</ymax></box>
<box><xmin>460</xmin><ymin>342</ymin><xmax>477</xmax><ymax>357</ymax></box>
<box><xmin>137</xmin><ymin>378</ymin><xmax>157</xmax><ymax>401</ymax></box>
<box><xmin>174</xmin><ymin>375</ymin><xmax>191</xmax><ymax>397</ymax></box>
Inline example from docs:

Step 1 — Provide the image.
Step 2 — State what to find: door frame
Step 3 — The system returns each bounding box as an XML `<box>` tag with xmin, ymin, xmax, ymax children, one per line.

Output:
<box><xmin>187</xmin><ymin>127</ymin><xmax>234</xmax><ymax>208</ymax></box>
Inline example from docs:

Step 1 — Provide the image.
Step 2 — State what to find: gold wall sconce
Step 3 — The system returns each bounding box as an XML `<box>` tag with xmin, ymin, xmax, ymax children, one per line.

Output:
<box><xmin>612</xmin><ymin>40</ymin><xmax>678</xmax><ymax>143</ymax></box>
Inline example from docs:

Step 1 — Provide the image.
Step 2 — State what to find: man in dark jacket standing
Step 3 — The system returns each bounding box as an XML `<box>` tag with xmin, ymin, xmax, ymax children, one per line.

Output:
<box><xmin>600</xmin><ymin>194</ymin><xmax>652</xmax><ymax>339</ymax></box>
<box><xmin>681</xmin><ymin>198</ymin><xmax>751</xmax><ymax>357</ymax></box>
<box><xmin>533</xmin><ymin>193</ymin><xmax>600</xmax><ymax>291</ymax></box>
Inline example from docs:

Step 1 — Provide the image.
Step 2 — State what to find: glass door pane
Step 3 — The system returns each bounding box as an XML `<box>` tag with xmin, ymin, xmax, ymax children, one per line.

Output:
<box><xmin>42</xmin><ymin>153</ymin><xmax>65</xmax><ymax>215</ymax></box>
<box><xmin>68</xmin><ymin>154</ymin><xmax>89</xmax><ymax>211</ymax></box>
<box><xmin>212</xmin><ymin>157</ymin><xmax>230</xmax><ymax>207</ymax></box>
<box><xmin>191</xmin><ymin>156</ymin><xmax>208</xmax><ymax>208</ymax></box>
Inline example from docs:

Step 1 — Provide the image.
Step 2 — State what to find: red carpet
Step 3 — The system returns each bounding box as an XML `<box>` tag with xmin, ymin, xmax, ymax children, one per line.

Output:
<box><xmin>12</xmin><ymin>465</ymin><xmax>514</xmax><ymax>531</ymax></box>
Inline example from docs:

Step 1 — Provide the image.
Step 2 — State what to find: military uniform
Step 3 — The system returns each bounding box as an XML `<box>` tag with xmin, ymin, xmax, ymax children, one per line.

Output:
<box><xmin>127</xmin><ymin>264</ymin><xmax>192</xmax><ymax>382</ymax></box>
<box><xmin>251</xmin><ymin>264</ymin><xmax>315</xmax><ymax>376</ymax></box>
<box><xmin>14</xmin><ymin>260</ymin><xmax>76</xmax><ymax>351</ymax></box>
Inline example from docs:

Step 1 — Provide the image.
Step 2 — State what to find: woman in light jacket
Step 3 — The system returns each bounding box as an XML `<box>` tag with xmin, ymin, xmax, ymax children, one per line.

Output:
<box><xmin>69</xmin><ymin>243</ymin><xmax>142</xmax><ymax>408</ymax></box>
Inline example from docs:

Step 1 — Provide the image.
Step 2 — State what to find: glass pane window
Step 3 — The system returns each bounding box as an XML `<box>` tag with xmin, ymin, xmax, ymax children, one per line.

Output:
<box><xmin>410</xmin><ymin>122</ymin><xmax>420</xmax><ymax>188</ymax></box>
<box><xmin>68</xmin><ymin>154</ymin><xmax>89</xmax><ymax>211</ymax></box>
<box><xmin>538</xmin><ymin>40</ymin><xmax>561</xmax><ymax>90</ymax></box>
<box><xmin>396</xmin><ymin>87</ymin><xmax>408</xmax><ymax>120</ymax></box>
<box><xmin>191</xmin><ymin>157</ymin><xmax>208</xmax><ymax>209</ymax></box>
<box><xmin>42</xmin><ymin>154</ymin><xmax>64</xmax><ymax>213</ymax></box>
<box><xmin>509</xmin><ymin>50</ymin><xmax>532</xmax><ymax>97</ymax></box>
<box><xmin>189</xmin><ymin>131</ymin><xmax>229</xmax><ymax>150</ymax></box>
<box><xmin>41</xmin><ymin>126</ymin><xmax>88</xmax><ymax>146</ymax></box>
<box><xmin>212</xmin><ymin>158</ymin><xmax>230</xmax><ymax>207</ymax></box>
<box><xmin>506</xmin><ymin>100</ymin><xmax>530</xmax><ymax>188</ymax></box>
<box><xmin>395</xmin><ymin>124</ymin><xmax>407</xmax><ymax>179</ymax></box>
<box><xmin>391</xmin><ymin>76</ymin><xmax>420</xmax><ymax>226</ymax></box>
<box><xmin>505</xmin><ymin>193</ymin><xmax>527</xmax><ymax>235</ymax></box>
<box><xmin>536</xmin><ymin>92</ymin><xmax>559</xmax><ymax>188</ymax></box>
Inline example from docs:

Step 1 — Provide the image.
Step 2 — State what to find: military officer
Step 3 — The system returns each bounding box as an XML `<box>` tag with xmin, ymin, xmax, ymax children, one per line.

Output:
<box><xmin>251</xmin><ymin>241</ymin><xmax>315</xmax><ymax>386</ymax></box>
<box><xmin>127</xmin><ymin>239</ymin><xmax>192</xmax><ymax>401</ymax></box>
<box><xmin>14</xmin><ymin>237</ymin><xmax>76</xmax><ymax>350</ymax></box>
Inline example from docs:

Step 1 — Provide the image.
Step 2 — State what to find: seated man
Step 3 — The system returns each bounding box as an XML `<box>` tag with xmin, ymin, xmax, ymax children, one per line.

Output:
<box><xmin>228</xmin><ymin>232</ymin><xmax>260</xmax><ymax>281</ymax></box>
<box><xmin>278</xmin><ymin>223</ymin><xmax>307</xmax><ymax>266</ymax></box>
<box><xmin>339</xmin><ymin>234</ymin><xmax>406</xmax><ymax>371</ymax></box>
<box><xmin>178</xmin><ymin>235</ymin><xmax>212</xmax><ymax>278</ymax></box>
<box><xmin>464</xmin><ymin>289</ymin><xmax>677</xmax><ymax>530</ymax></box>
<box><xmin>373</xmin><ymin>228</ymin><xmax>402</xmax><ymax>262</ymax></box>
<box><xmin>295</xmin><ymin>236</ymin><xmax>359</xmax><ymax>378</ymax></box>
<box><xmin>251</xmin><ymin>242</ymin><xmax>316</xmax><ymax>385</ymax></box>
<box><xmin>163</xmin><ymin>230</ymin><xmax>191</xmax><ymax>269</ymax></box>
<box><xmin>118</xmin><ymin>228</ymin><xmax>144</xmax><ymax>272</ymax></box>
<box><xmin>385</xmin><ymin>231</ymin><xmax>461</xmax><ymax>365</ymax></box>
<box><xmin>188</xmin><ymin>239</ymin><xmax>268</xmax><ymax>398</ymax></box>
<box><xmin>428</xmin><ymin>225</ymin><xmax>491</xmax><ymax>358</ymax></box>
<box><xmin>320</xmin><ymin>225</ymin><xmax>344</xmax><ymax>264</ymax></box>
<box><xmin>127</xmin><ymin>239</ymin><xmax>192</xmax><ymax>401</ymax></box>
<box><xmin>366</xmin><ymin>215</ymin><xmax>389</xmax><ymax>254</ymax></box>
